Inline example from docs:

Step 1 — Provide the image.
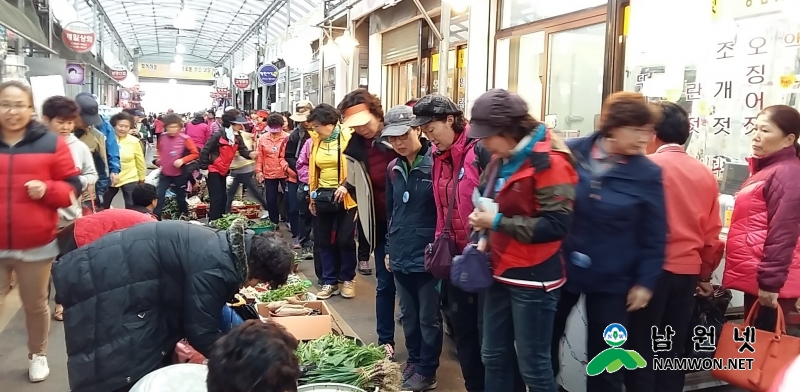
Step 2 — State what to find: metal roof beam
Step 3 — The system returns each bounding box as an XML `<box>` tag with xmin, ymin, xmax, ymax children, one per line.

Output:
<box><xmin>215</xmin><ymin>0</ymin><xmax>287</xmax><ymax>66</ymax></box>
<box><xmin>82</xmin><ymin>0</ymin><xmax>134</xmax><ymax>62</ymax></box>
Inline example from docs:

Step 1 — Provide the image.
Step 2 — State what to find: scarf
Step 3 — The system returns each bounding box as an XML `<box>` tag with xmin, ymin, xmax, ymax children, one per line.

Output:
<box><xmin>268</xmin><ymin>126</ymin><xmax>283</xmax><ymax>134</ymax></box>
<box><xmin>323</xmin><ymin>125</ymin><xmax>340</xmax><ymax>143</ymax></box>
<box><xmin>224</xmin><ymin>126</ymin><xmax>235</xmax><ymax>143</ymax></box>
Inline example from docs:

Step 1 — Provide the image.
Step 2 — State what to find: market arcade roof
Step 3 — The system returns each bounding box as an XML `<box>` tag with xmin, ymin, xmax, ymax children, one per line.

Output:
<box><xmin>75</xmin><ymin>0</ymin><xmax>318</xmax><ymax>65</ymax></box>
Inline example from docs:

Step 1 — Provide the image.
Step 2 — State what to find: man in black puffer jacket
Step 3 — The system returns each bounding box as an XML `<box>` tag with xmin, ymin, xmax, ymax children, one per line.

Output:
<box><xmin>52</xmin><ymin>219</ymin><xmax>293</xmax><ymax>392</ymax></box>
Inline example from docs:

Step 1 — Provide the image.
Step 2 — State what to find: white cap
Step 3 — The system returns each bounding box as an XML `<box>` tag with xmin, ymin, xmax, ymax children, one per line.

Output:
<box><xmin>224</xmin><ymin>106</ymin><xmax>235</xmax><ymax>111</ymax></box>
<box><xmin>130</xmin><ymin>364</ymin><xmax>208</xmax><ymax>392</ymax></box>
<box><xmin>215</xmin><ymin>110</ymin><xmax>223</xmax><ymax>118</ymax></box>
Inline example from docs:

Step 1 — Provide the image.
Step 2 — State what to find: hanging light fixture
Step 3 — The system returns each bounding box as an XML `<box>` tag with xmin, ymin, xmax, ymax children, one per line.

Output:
<box><xmin>168</xmin><ymin>79</ymin><xmax>177</xmax><ymax>85</ymax></box>
<box><xmin>175</xmin><ymin>43</ymin><xmax>186</xmax><ymax>54</ymax></box>
<box><xmin>174</xmin><ymin>54</ymin><xmax>184</xmax><ymax>64</ymax></box>
<box><xmin>334</xmin><ymin>30</ymin><xmax>359</xmax><ymax>53</ymax></box>
<box><xmin>173</xmin><ymin>8</ymin><xmax>196</xmax><ymax>30</ymax></box>
<box><xmin>446</xmin><ymin>0</ymin><xmax>471</xmax><ymax>13</ymax></box>
<box><xmin>169</xmin><ymin>62</ymin><xmax>181</xmax><ymax>72</ymax></box>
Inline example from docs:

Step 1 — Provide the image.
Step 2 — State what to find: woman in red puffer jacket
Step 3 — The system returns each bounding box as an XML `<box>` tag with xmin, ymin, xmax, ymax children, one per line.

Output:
<box><xmin>724</xmin><ymin>105</ymin><xmax>800</xmax><ymax>331</ymax></box>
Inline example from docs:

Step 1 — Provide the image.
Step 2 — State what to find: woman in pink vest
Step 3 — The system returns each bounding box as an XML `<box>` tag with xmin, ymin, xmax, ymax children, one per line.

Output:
<box><xmin>724</xmin><ymin>105</ymin><xmax>800</xmax><ymax>331</ymax></box>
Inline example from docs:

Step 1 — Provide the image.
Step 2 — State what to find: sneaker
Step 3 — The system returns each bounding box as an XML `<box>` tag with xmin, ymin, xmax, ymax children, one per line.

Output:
<box><xmin>401</xmin><ymin>373</ymin><xmax>437</xmax><ymax>391</ymax></box>
<box><xmin>260</xmin><ymin>211</ymin><xmax>269</xmax><ymax>219</ymax></box>
<box><xmin>357</xmin><ymin>260</ymin><xmax>372</xmax><ymax>275</ymax></box>
<box><xmin>401</xmin><ymin>363</ymin><xmax>416</xmax><ymax>383</ymax></box>
<box><xmin>302</xmin><ymin>246</ymin><xmax>313</xmax><ymax>260</ymax></box>
<box><xmin>292</xmin><ymin>238</ymin><xmax>301</xmax><ymax>249</ymax></box>
<box><xmin>316</xmin><ymin>284</ymin><xmax>339</xmax><ymax>299</ymax></box>
<box><xmin>341</xmin><ymin>280</ymin><xmax>356</xmax><ymax>298</ymax></box>
<box><xmin>382</xmin><ymin>343</ymin><xmax>395</xmax><ymax>361</ymax></box>
<box><xmin>29</xmin><ymin>354</ymin><xmax>49</xmax><ymax>382</ymax></box>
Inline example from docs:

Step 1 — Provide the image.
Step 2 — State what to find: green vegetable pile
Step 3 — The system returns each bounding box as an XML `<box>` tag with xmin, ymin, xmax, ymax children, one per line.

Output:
<box><xmin>209</xmin><ymin>214</ymin><xmax>246</xmax><ymax>230</ymax></box>
<box><xmin>258</xmin><ymin>280</ymin><xmax>312</xmax><ymax>303</ymax></box>
<box><xmin>249</xmin><ymin>219</ymin><xmax>274</xmax><ymax>229</ymax></box>
<box><xmin>297</xmin><ymin>334</ymin><xmax>400</xmax><ymax>391</ymax></box>
<box><xmin>161</xmin><ymin>196</ymin><xmax>180</xmax><ymax>219</ymax></box>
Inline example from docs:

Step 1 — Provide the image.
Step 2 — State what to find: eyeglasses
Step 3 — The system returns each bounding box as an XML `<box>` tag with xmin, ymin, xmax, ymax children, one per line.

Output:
<box><xmin>387</xmin><ymin>133</ymin><xmax>411</xmax><ymax>143</ymax></box>
<box><xmin>0</xmin><ymin>103</ymin><xmax>31</xmax><ymax>113</ymax></box>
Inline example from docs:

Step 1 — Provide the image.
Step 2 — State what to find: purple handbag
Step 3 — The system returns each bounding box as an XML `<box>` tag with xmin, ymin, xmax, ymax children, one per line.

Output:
<box><xmin>424</xmin><ymin>152</ymin><xmax>469</xmax><ymax>279</ymax></box>
<box><xmin>449</xmin><ymin>162</ymin><xmax>498</xmax><ymax>293</ymax></box>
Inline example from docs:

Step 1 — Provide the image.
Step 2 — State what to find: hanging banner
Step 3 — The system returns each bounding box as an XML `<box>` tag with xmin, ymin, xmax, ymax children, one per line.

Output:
<box><xmin>216</xmin><ymin>87</ymin><xmax>230</xmax><ymax>97</ymax></box>
<box><xmin>138</xmin><ymin>63</ymin><xmax>214</xmax><ymax>81</ymax></box>
<box><xmin>110</xmin><ymin>64</ymin><xmax>128</xmax><ymax>81</ymax></box>
<box><xmin>233</xmin><ymin>73</ymin><xmax>250</xmax><ymax>89</ymax></box>
<box><xmin>65</xmin><ymin>63</ymin><xmax>85</xmax><ymax>85</ymax></box>
<box><xmin>62</xmin><ymin>21</ymin><xmax>95</xmax><ymax>53</ymax></box>
<box><xmin>258</xmin><ymin>64</ymin><xmax>279</xmax><ymax>86</ymax></box>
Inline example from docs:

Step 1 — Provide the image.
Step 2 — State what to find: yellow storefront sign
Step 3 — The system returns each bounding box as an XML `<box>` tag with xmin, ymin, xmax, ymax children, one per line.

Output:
<box><xmin>431</xmin><ymin>48</ymin><xmax>466</xmax><ymax>73</ymax></box>
<box><xmin>138</xmin><ymin>63</ymin><xmax>215</xmax><ymax>81</ymax></box>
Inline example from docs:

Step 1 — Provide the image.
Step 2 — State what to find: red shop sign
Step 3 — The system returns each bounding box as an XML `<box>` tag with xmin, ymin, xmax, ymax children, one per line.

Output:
<box><xmin>216</xmin><ymin>87</ymin><xmax>229</xmax><ymax>95</ymax></box>
<box><xmin>62</xmin><ymin>21</ymin><xmax>96</xmax><ymax>53</ymax></box>
<box><xmin>110</xmin><ymin>64</ymin><xmax>128</xmax><ymax>81</ymax></box>
<box><xmin>233</xmin><ymin>74</ymin><xmax>250</xmax><ymax>89</ymax></box>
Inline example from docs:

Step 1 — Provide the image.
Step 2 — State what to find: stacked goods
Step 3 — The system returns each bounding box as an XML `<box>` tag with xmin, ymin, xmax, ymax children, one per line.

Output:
<box><xmin>210</xmin><ymin>214</ymin><xmax>276</xmax><ymax>232</ymax></box>
<box><xmin>297</xmin><ymin>334</ymin><xmax>401</xmax><ymax>391</ymax></box>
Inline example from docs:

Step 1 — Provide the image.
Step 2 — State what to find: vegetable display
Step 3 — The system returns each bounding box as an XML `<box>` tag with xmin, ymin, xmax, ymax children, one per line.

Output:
<box><xmin>161</xmin><ymin>196</ymin><xmax>180</xmax><ymax>219</ymax></box>
<box><xmin>210</xmin><ymin>214</ymin><xmax>246</xmax><ymax>230</ymax></box>
<box><xmin>297</xmin><ymin>334</ymin><xmax>400</xmax><ymax>391</ymax></box>
<box><xmin>258</xmin><ymin>281</ymin><xmax>312</xmax><ymax>303</ymax></box>
<box><xmin>249</xmin><ymin>219</ymin><xmax>274</xmax><ymax>229</ymax></box>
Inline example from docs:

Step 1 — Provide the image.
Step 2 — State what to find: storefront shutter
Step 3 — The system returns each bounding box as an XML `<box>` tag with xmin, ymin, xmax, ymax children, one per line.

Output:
<box><xmin>381</xmin><ymin>22</ymin><xmax>418</xmax><ymax>65</ymax></box>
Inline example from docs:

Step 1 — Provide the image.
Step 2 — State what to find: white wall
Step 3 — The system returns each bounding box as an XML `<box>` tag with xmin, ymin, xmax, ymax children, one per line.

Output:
<box><xmin>139</xmin><ymin>82</ymin><xmax>215</xmax><ymax>113</ymax></box>
<box><xmin>464</xmin><ymin>0</ymin><xmax>496</xmax><ymax>118</ymax></box>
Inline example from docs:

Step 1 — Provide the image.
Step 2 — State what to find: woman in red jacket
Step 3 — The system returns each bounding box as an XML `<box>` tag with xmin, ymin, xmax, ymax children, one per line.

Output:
<box><xmin>724</xmin><ymin>105</ymin><xmax>800</xmax><ymax>332</ymax></box>
<box><xmin>0</xmin><ymin>80</ymin><xmax>81</xmax><ymax>383</ymax></box>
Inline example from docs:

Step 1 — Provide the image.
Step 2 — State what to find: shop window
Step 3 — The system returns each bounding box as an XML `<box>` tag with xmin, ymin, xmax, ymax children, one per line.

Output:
<box><xmin>430</xmin><ymin>47</ymin><xmax>467</xmax><ymax>106</ymax></box>
<box><xmin>500</xmin><ymin>0</ymin><xmax>607</xmax><ymax>29</ymax></box>
<box><xmin>305</xmin><ymin>73</ymin><xmax>320</xmax><ymax>105</ymax></box>
<box><xmin>387</xmin><ymin>60</ymin><xmax>418</xmax><ymax>107</ymax></box>
<box><xmin>322</xmin><ymin>67</ymin><xmax>335</xmax><ymax>105</ymax></box>
<box><xmin>546</xmin><ymin>23</ymin><xmax>606</xmax><ymax>137</ymax></box>
<box><xmin>495</xmin><ymin>32</ymin><xmax>545</xmax><ymax>118</ymax></box>
<box><xmin>622</xmin><ymin>0</ymin><xmax>797</xmax><ymax>177</ymax></box>
<box><xmin>290</xmin><ymin>78</ymin><xmax>301</xmax><ymax>102</ymax></box>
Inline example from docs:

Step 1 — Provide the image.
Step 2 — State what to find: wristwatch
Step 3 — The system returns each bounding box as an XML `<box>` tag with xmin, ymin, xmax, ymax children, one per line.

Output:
<box><xmin>698</xmin><ymin>277</ymin><xmax>712</xmax><ymax>283</ymax></box>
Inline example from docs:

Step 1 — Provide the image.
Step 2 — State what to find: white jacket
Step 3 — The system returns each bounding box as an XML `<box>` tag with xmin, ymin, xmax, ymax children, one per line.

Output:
<box><xmin>58</xmin><ymin>134</ymin><xmax>98</xmax><ymax>225</ymax></box>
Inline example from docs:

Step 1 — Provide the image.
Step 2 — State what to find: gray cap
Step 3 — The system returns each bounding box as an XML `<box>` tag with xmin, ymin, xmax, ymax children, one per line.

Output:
<box><xmin>467</xmin><ymin>89</ymin><xmax>529</xmax><ymax>139</ymax></box>
<box><xmin>231</xmin><ymin>115</ymin><xmax>249</xmax><ymax>124</ymax></box>
<box><xmin>410</xmin><ymin>94</ymin><xmax>463</xmax><ymax>127</ymax></box>
<box><xmin>75</xmin><ymin>92</ymin><xmax>102</xmax><ymax>126</ymax></box>
<box><xmin>381</xmin><ymin>105</ymin><xmax>415</xmax><ymax>137</ymax></box>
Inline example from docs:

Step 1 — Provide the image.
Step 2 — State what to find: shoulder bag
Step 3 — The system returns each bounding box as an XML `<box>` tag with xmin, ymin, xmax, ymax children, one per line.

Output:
<box><xmin>449</xmin><ymin>160</ymin><xmax>497</xmax><ymax>293</ymax></box>
<box><xmin>312</xmin><ymin>134</ymin><xmax>342</xmax><ymax>214</ymax></box>
<box><xmin>711</xmin><ymin>303</ymin><xmax>800</xmax><ymax>391</ymax></box>
<box><xmin>424</xmin><ymin>151</ymin><xmax>469</xmax><ymax>279</ymax></box>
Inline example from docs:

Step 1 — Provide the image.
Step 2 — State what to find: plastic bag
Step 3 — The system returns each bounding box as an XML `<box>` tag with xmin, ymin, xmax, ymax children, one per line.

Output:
<box><xmin>145</xmin><ymin>167</ymin><xmax>161</xmax><ymax>186</ymax></box>
<box><xmin>685</xmin><ymin>285</ymin><xmax>732</xmax><ymax>358</ymax></box>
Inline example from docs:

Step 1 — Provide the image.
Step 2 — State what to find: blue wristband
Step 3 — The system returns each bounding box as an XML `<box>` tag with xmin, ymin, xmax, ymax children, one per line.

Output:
<box><xmin>492</xmin><ymin>213</ymin><xmax>502</xmax><ymax>231</ymax></box>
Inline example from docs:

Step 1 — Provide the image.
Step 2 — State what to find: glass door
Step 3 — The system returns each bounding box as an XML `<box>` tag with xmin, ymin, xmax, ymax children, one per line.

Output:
<box><xmin>545</xmin><ymin>22</ymin><xmax>606</xmax><ymax>137</ymax></box>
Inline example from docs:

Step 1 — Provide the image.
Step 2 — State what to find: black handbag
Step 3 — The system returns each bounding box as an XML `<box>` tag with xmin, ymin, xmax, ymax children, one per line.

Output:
<box><xmin>312</xmin><ymin>134</ymin><xmax>343</xmax><ymax>214</ymax></box>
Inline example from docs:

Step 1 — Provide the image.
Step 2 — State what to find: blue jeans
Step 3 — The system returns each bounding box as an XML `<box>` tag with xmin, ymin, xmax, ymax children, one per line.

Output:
<box><xmin>482</xmin><ymin>282</ymin><xmax>560</xmax><ymax>392</ymax></box>
<box><xmin>286</xmin><ymin>182</ymin><xmax>300</xmax><ymax>238</ymax></box>
<box><xmin>220</xmin><ymin>305</ymin><xmax>244</xmax><ymax>333</ymax></box>
<box><xmin>395</xmin><ymin>272</ymin><xmax>443</xmax><ymax>376</ymax></box>
<box><xmin>374</xmin><ymin>229</ymin><xmax>395</xmax><ymax>346</ymax></box>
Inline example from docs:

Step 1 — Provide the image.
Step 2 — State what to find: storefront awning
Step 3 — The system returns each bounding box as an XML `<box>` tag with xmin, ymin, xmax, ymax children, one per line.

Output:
<box><xmin>0</xmin><ymin>0</ymin><xmax>56</xmax><ymax>54</ymax></box>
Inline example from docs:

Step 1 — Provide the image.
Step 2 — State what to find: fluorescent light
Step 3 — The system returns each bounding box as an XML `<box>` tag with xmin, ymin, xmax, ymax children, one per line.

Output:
<box><xmin>446</xmin><ymin>0</ymin><xmax>470</xmax><ymax>13</ymax></box>
<box><xmin>176</xmin><ymin>43</ymin><xmax>186</xmax><ymax>54</ymax></box>
<box><xmin>334</xmin><ymin>30</ymin><xmax>359</xmax><ymax>53</ymax></box>
<box><xmin>169</xmin><ymin>62</ymin><xmax>181</xmax><ymax>72</ymax></box>
<box><xmin>168</xmin><ymin>79</ymin><xmax>177</xmax><ymax>85</ymax></box>
<box><xmin>174</xmin><ymin>54</ymin><xmax>183</xmax><ymax>64</ymax></box>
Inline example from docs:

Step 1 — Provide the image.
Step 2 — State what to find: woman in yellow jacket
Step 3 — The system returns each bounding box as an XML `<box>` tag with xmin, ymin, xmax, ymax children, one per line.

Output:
<box><xmin>307</xmin><ymin>104</ymin><xmax>358</xmax><ymax>300</ymax></box>
<box><xmin>102</xmin><ymin>112</ymin><xmax>146</xmax><ymax>209</ymax></box>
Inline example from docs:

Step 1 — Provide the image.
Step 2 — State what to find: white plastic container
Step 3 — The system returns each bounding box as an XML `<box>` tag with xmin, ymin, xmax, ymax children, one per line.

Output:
<box><xmin>1</xmin><ymin>54</ymin><xmax>29</xmax><ymax>83</ymax></box>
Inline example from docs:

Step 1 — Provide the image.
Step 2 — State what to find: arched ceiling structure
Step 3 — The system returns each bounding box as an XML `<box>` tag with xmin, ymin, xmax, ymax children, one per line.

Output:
<box><xmin>75</xmin><ymin>0</ymin><xmax>319</xmax><ymax>66</ymax></box>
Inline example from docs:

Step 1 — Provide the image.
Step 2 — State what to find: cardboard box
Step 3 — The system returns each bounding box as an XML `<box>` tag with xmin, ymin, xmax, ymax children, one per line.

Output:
<box><xmin>256</xmin><ymin>301</ymin><xmax>332</xmax><ymax>341</ymax></box>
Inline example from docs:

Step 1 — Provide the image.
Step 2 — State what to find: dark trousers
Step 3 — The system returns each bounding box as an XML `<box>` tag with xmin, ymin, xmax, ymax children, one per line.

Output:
<box><xmin>625</xmin><ymin>271</ymin><xmax>697</xmax><ymax>392</ymax></box>
<box><xmin>205</xmin><ymin>172</ymin><xmax>227</xmax><ymax>221</ymax></box>
<box><xmin>395</xmin><ymin>272</ymin><xmax>443</xmax><ymax>377</ymax></box>
<box><xmin>552</xmin><ymin>290</ymin><xmax>629</xmax><ymax>392</ymax></box>
<box><xmin>357</xmin><ymin>222</ymin><xmax>370</xmax><ymax>262</ymax></box>
<box><xmin>297</xmin><ymin>184</ymin><xmax>313</xmax><ymax>246</ymax></box>
<box><xmin>483</xmin><ymin>282</ymin><xmax>559</xmax><ymax>392</ymax></box>
<box><xmin>102</xmin><ymin>182</ymin><xmax>137</xmax><ymax>209</ymax></box>
<box><xmin>155</xmin><ymin>174</ymin><xmax>189</xmax><ymax>219</ymax></box>
<box><xmin>226</xmin><ymin>171</ymin><xmax>269</xmax><ymax>212</ymax></box>
<box><xmin>286</xmin><ymin>182</ymin><xmax>300</xmax><ymax>238</ymax></box>
<box><xmin>445</xmin><ymin>281</ymin><xmax>489</xmax><ymax>392</ymax></box>
<box><xmin>314</xmin><ymin>207</ymin><xmax>357</xmax><ymax>285</ymax></box>
<box><xmin>374</xmin><ymin>226</ymin><xmax>395</xmax><ymax>346</ymax></box>
<box><xmin>263</xmin><ymin>179</ymin><xmax>283</xmax><ymax>225</ymax></box>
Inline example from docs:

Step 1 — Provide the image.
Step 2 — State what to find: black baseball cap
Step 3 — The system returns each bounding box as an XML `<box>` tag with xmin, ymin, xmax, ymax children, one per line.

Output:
<box><xmin>409</xmin><ymin>94</ymin><xmax>462</xmax><ymax>127</ymax></box>
<box><xmin>467</xmin><ymin>89</ymin><xmax>529</xmax><ymax>139</ymax></box>
<box><xmin>75</xmin><ymin>92</ymin><xmax>102</xmax><ymax>126</ymax></box>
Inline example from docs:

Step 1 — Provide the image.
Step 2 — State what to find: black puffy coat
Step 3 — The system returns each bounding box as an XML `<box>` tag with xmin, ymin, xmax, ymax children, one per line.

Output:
<box><xmin>52</xmin><ymin>220</ymin><xmax>252</xmax><ymax>392</ymax></box>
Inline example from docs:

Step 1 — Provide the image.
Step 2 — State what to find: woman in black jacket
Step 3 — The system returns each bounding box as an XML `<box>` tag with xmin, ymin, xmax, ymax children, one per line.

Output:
<box><xmin>52</xmin><ymin>219</ymin><xmax>293</xmax><ymax>392</ymax></box>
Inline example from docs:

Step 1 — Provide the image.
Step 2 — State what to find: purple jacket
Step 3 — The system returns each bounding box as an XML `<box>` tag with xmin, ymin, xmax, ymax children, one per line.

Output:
<box><xmin>296</xmin><ymin>138</ymin><xmax>312</xmax><ymax>184</ymax></box>
<box><xmin>431</xmin><ymin>128</ymin><xmax>483</xmax><ymax>250</ymax></box>
<box><xmin>185</xmin><ymin>120</ymin><xmax>211</xmax><ymax>149</ymax></box>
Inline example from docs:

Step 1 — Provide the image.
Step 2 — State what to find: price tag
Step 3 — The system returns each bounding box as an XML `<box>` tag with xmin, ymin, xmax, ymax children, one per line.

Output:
<box><xmin>780</xmin><ymin>75</ymin><xmax>796</xmax><ymax>89</ymax></box>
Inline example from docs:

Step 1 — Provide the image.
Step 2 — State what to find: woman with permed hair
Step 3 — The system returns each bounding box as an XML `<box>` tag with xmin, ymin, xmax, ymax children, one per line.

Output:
<box><xmin>53</xmin><ymin>219</ymin><xmax>294</xmax><ymax>392</ymax></box>
<box><xmin>338</xmin><ymin>89</ymin><xmax>400</xmax><ymax>357</ymax></box>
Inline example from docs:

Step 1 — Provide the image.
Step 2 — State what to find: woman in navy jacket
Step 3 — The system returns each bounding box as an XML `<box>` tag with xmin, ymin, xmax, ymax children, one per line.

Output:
<box><xmin>550</xmin><ymin>92</ymin><xmax>667</xmax><ymax>392</ymax></box>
